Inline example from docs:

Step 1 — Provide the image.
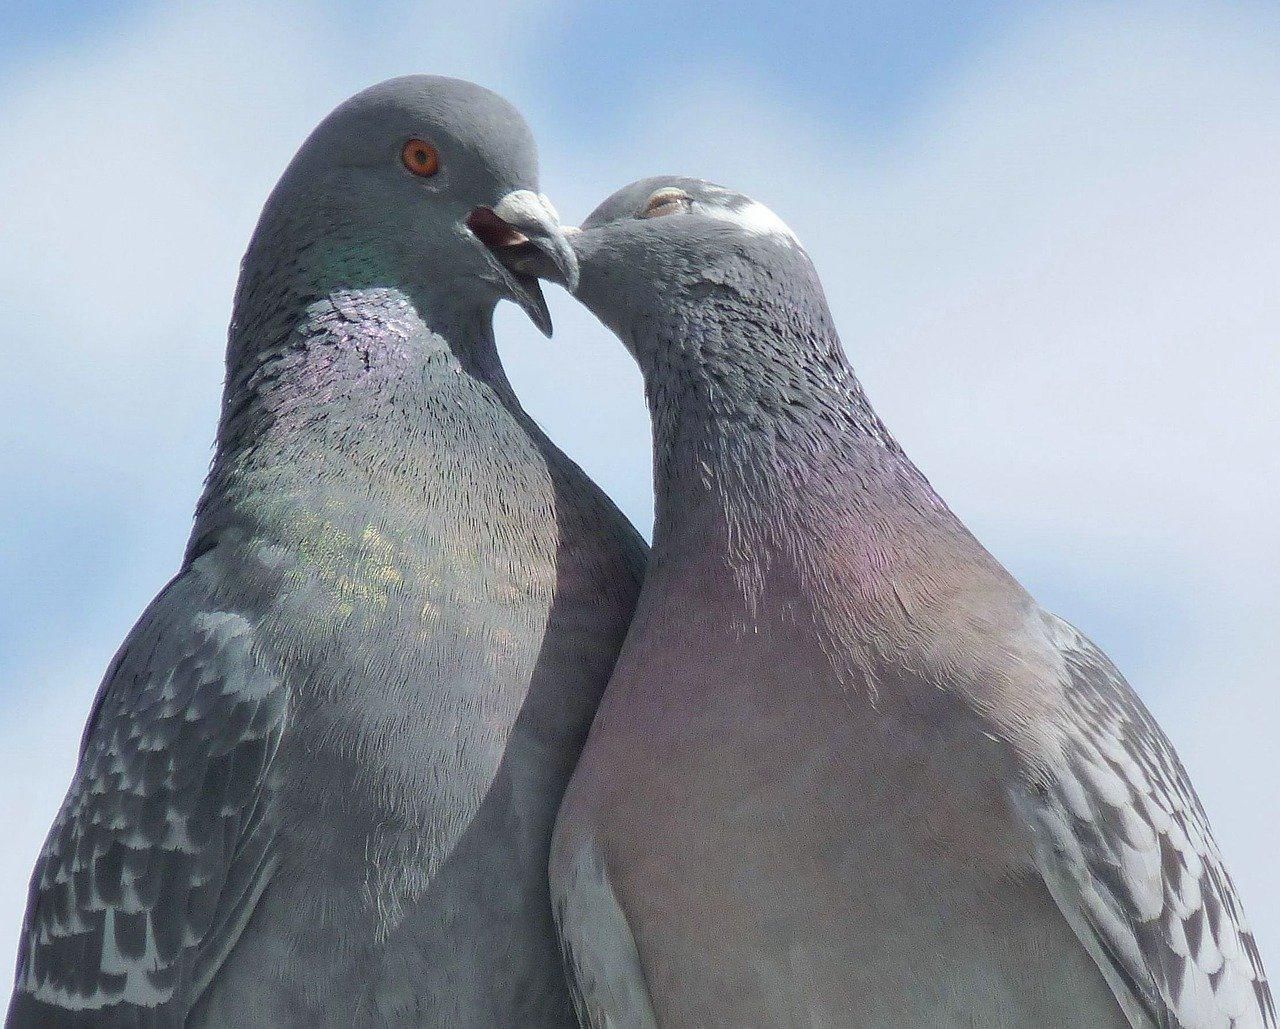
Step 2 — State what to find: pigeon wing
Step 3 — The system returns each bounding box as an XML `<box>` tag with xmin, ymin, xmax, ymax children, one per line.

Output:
<box><xmin>1014</xmin><ymin>614</ymin><xmax>1274</xmax><ymax>1029</ymax></box>
<box><xmin>9</xmin><ymin>573</ymin><xmax>288</xmax><ymax>1025</ymax></box>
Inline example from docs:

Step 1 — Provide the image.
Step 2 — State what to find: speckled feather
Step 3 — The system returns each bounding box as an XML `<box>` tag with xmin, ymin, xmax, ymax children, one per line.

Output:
<box><xmin>11</xmin><ymin>589</ymin><xmax>287</xmax><ymax>1027</ymax></box>
<box><xmin>551</xmin><ymin>177</ymin><xmax>1271</xmax><ymax>1029</ymax></box>
<box><xmin>1018</xmin><ymin>614</ymin><xmax>1274</xmax><ymax>1029</ymax></box>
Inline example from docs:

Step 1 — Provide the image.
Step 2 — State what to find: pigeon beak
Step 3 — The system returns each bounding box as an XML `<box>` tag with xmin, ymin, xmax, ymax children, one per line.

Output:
<box><xmin>468</xmin><ymin>190</ymin><xmax>579</xmax><ymax>338</ymax></box>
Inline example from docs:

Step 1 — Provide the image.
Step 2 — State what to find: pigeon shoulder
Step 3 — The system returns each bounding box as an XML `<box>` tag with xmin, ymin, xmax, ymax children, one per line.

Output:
<box><xmin>521</xmin><ymin>414</ymin><xmax>649</xmax><ymax>589</ymax></box>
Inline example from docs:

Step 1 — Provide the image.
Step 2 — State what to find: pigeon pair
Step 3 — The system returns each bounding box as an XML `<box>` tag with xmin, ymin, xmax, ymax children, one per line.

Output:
<box><xmin>9</xmin><ymin>76</ymin><xmax>1271</xmax><ymax>1028</ymax></box>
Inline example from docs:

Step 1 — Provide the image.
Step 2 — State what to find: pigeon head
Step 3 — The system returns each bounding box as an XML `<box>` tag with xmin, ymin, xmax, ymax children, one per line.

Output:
<box><xmin>568</xmin><ymin>177</ymin><xmax>833</xmax><ymax>367</ymax></box>
<box><xmin>244</xmin><ymin>75</ymin><xmax>576</xmax><ymax>337</ymax></box>
<box><xmin>569</xmin><ymin>176</ymin><xmax>870</xmax><ymax>486</ymax></box>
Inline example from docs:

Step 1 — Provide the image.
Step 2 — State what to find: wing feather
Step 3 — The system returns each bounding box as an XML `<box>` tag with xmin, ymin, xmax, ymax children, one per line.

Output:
<box><xmin>1016</xmin><ymin>614</ymin><xmax>1274</xmax><ymax>1029</ymax></box>
<box><xmin>9</xmin><ymin>573</ymin><xmax>288</xmax><ymax>1025</ymax></box>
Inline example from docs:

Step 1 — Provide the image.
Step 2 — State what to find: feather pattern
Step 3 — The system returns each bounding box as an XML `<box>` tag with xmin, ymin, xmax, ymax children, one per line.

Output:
<box><xmin>10</xmin><ymin>573</ymin><xmax>287</xmax><ymax>1023</ymax></box>
<box><xmin>1019</xmin><ymin>614</ymin><xmax>1275</xmax><ymax>1029</ymax></box>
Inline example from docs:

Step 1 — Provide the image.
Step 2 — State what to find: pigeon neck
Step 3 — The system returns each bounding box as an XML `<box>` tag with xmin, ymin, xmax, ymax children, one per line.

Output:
<box><xmin>187</xmin><ymin>285</ymin><xmax>520</xmax><ymax>563</ymax></box>
<box><xmin>643</xmin><ymin>314</ymin><xmax>956</xmax><ymax>588</ymax></box>
<box><xmin>220</xmin><ymin>281</ymin><xmax>513</xmax><ymax>433</ymax></box>
<box><xmin>225</xmin><ymin>195</ymin><xmax>518</xmax><ymax>394</ymax></box>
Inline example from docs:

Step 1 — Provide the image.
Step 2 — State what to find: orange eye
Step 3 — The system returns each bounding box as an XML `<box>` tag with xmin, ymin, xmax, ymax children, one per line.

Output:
<box><xmin>401</xmin><ymin>139</ymin><xmax>440</xmax><ymax>177</ymax></box>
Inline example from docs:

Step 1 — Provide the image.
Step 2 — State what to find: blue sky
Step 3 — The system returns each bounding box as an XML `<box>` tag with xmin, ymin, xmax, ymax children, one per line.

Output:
<box><xmin>2</xmin><ymin>0</ymin><xmax>1278</xmax><ymax>999</ymax></box>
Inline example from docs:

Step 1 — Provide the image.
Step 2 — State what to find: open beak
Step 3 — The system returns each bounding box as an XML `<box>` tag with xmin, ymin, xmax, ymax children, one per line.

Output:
<box><xmin>468</xmin><ymin>190</ymin><xmax>579</xmax><ymax>337</ymax></box>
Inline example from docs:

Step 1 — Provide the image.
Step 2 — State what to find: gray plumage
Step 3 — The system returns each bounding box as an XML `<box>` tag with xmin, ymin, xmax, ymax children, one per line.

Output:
<box><xmin>551</xmin><ymin>177</ymin><xmax>1272</xmax><ymax>1028</ymax></box>
<box><xmin>9</xmin><ymin>77</ymin><xmax>645</xmax><ymax>1027</ymax></box>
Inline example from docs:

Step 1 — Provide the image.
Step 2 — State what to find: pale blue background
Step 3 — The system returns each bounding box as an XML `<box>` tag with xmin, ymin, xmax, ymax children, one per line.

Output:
<box><xmin>2</xmin><ymin>0</ymin><xmax>1277</xmax><ymax>1001</ymax></box>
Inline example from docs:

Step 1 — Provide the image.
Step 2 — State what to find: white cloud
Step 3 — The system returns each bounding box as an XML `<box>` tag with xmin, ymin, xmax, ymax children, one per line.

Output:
<box><xmin>1</xmin><ymin>0</ymin><xmax>1276</xmax><ymax>1003</ymax></box>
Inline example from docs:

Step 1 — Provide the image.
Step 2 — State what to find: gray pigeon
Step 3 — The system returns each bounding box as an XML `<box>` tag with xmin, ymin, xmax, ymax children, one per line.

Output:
<box><xmin>550</xmin><ymin>177</ymin><xmax>1273</xmax><ymax>1028</ymax></box>
<box><xmin>9</xmin><ymin>77</ymin><xmax>645</xmax><ymax>1027</ymax></box>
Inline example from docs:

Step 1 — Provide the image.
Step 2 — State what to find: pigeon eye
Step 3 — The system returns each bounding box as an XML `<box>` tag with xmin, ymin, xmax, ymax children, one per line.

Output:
<box><xmin>401</xmin><ymin>139</ymin><xmax>440</xmax><ymax>177</ymax></box>
<box><xmin>641</xmin><ymin>189</ymin><xmax>691</xmax><ymax>219</ymax></box>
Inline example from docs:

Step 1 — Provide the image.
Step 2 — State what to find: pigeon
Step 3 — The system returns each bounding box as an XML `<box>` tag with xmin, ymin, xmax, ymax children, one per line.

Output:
<box><xmin>550</xmin><ymin>177</ymin><xmax>1273</xmax><ymax>1028</ymax></box>
<box><xmin>8</xmin><ymin>77</ymin><xmax>646</xmax><ymax>1027</ymax></box>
